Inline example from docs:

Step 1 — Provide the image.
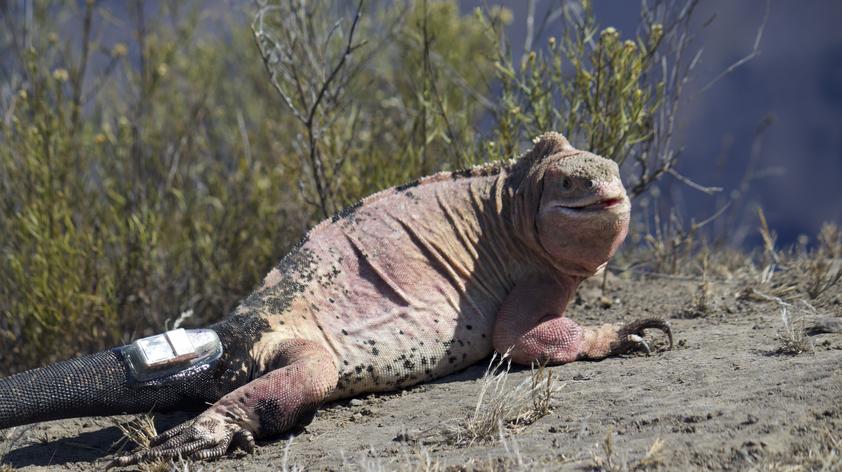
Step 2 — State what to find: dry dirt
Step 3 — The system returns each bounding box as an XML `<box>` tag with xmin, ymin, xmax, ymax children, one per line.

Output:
<box><xmin>2</xmin><ymin>274</ymin><xmax>841</xmax><ymax>471</ymax></box>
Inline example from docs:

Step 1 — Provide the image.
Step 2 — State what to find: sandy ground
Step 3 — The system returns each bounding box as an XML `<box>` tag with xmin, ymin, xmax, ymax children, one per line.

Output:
<box><xmin>2</xmin><ymin>274</ymin><xmax>841</xmax><ymax>471</ymax></box>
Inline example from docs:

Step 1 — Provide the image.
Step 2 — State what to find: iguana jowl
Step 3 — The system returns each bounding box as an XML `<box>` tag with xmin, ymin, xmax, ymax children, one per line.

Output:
<box><xmin>0</xmin><ymin>133</ymin><xmax>672</xmax><ymax>464</ymax></box>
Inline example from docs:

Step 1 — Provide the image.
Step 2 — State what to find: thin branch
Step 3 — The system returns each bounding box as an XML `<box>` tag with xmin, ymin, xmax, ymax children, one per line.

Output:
<box><xmin>305</xmin><ymin>0</ymin><xmax>364</xmax><ymax>129</ymax></box>
<box><xmin>696</xmin><ymin>0</ymin><xmax>769</xmax><ymax>95</ymax></box>
<box><xmin>666</xmin><ymin>168</ymin><xmax>722</xmax><ymax>195</ymax></box>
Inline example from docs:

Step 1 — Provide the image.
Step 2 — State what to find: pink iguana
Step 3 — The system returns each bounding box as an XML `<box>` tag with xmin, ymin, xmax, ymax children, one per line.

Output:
<box><xmin>0</xmin><ymin>132</ymin><xmax>671</xmax><ymax>465</ymax></box>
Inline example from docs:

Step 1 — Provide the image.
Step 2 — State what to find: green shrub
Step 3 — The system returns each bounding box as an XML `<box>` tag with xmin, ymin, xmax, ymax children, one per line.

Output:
<box><xmin>0</xmin><ymin>0</ymin><xmax>699</xmax><ymax>373</ymax></box>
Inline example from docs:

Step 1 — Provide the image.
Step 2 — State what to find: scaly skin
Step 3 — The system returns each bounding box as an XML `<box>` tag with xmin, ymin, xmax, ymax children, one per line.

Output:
<box><xmin>0</xmin><ymin>133</ymin><xmax>673</xmax><ymax>465</ymax></box>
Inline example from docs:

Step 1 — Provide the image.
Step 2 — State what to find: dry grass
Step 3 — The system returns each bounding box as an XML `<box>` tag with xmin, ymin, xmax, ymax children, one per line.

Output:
<box><xmin>109</xmin><ymin>415</ymin><xmax>199</xmax><ymax>472</ymax></box>
<box><xmin>0</xmin><ymin>426</ymin><xmax>29</xmax><ymax>472</ymax></box>
<box><xmin>444</xmin><ymin>352</ymin><xmax>563</xmax><ymax>446</ymax></box>
<box><xmin>804</xmin><ymin>223</ymin><xmax>842</xmax><ymax>300</ymax></box>
<box><xmin>590</xmin><ymin>432</ymin><xmax>665</xmax><ymax>472</ymax></box>
<box><xmin>346</xmin><ymin>438</ymin><xmax>534</xmax><ymax>472</ymax></box>
<box><xmin>752</xmin><ymin>427</ymin><xmax>841</xmax><ymax>472</ymax></box>
<box><xmin>678</xmin><ymin>252</ymin><xmax>717</xmax><ymax>318</ymax></box>
<box><xmin>111</xmin><ymin>414</ymin><xmax>158</xmax><ymax>451</ymax></box>
<box><xmin>774</xmin><ymin>304</ymin><xmax>814</xmax><ymax>356</ymax></box>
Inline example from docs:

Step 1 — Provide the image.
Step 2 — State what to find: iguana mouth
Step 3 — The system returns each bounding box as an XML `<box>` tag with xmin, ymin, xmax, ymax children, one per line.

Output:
<box><xmin>556</xmin><ymin>196</ymin><xmax>627</xmax><ymax>212</ymax></box>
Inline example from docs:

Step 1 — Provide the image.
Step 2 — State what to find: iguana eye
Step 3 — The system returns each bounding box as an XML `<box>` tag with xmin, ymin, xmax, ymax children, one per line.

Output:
<box><xmin>561</xmin><ymin>177</ymin><xmax>572</xmax><ymax>190</ymax></box>
<box><xmin>585</xmin><ymin>179</ymin><xmax>596</xmax><ymax>189</ymax></box>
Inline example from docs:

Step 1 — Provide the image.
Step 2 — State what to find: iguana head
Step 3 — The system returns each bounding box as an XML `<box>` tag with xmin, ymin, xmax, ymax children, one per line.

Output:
<box><xmin>513</xmin><ymin>132</ymin><xmax>630</xmax><ymax>275</ymax></box>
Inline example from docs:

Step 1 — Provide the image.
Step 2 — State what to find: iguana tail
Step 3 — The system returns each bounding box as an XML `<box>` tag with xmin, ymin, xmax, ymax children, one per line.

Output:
<box><xmin>0</xmin><ymin>328</ymin><xmax>233</xmax><ymax>429</ymax></box>
<box><xmin>1</xmin><ymin>350</ymin><xmax>187</xmax><ymax>428</ymax></box>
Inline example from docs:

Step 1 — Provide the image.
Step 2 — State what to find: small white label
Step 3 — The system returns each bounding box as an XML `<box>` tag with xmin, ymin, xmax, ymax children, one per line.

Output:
<box><xmin>137</xmin><ymin>334</ymin><xmax>174</xmax><ymax>365</ymax></box>
<box><xmin>166</xmin><ymin>328</ymin><xmax>195</xmax><ymax>357</ymax></box>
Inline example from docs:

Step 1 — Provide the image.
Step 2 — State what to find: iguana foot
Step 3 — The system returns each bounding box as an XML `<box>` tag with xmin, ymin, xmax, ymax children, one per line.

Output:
<box><xmin>610</xmin><ymin>318</ymin><xmax>673</xmax><ymax>355</ymax></box>
<box><xmin>107</xmin><ymin>409</ymin><xmax>255</xmax><ymax>467</ymax></box>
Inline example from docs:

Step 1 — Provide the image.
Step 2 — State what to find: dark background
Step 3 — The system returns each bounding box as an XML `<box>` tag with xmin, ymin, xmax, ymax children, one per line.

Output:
<box><xmin>465</xmin><ymin>0</ymin><xmax>842</xmax><ymax>246</ymax></box>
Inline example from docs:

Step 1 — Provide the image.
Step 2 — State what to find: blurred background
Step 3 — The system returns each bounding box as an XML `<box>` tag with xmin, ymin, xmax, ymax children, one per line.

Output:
<box><xmin>468</xmin><ymin>0</ymin><xmax>842</xmax><ymax>246</ymax></box>
<box><xmin>1</xmin><ymin>0</ymin><xmax>839</xmax><ymax>371</ymax></box>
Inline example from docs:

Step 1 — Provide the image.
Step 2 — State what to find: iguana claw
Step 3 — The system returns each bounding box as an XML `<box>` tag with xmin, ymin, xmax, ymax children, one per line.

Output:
<box><xmin>626</xmin><ymin>334</ymin><xmax>651</xmax><ymax>355</ymax></box>
<box><xmin>615</xmin><ymin>318</ymin><xmax>673</xmax><ymax>354</ymax></box>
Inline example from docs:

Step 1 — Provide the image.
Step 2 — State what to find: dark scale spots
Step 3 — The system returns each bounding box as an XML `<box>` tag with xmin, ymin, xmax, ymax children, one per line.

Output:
<box><xmin>367</xmin><ymin>340</ymin><xmax>376</xmax><ymax>345</ymax></box>
<box><xmin>458</xmin><ymin>340</ymin><xmax>464</xmax><ymax>347</ymax></box>
<box><xmin>254</xmin><ymin>398</ymin><xmax>293</xmax><ymax>436</ymax></box>
<box><xmin>404</xmin><ymin>191</ymin><xmax>421</xmax><ymax>203</ymax></box>
<box><xmin>210</xmin><ymin>313</ymin><xmax>272</xmax><ymax>391</ymax></box>
<box><xmin>372</xmin><ymin>347</ymin><xmax>380</xmax><ymax>356</ymax></box>
<box><xmin>448</xmin><ymin>356</ymin><xmax>457</xmax><ymax>364</ymax></box>
<box><xmin>367</xmin><ymin>365</ymin><xmax>374</xmax><ymax>373</ymax></box>
<box><xmin>421</xmin><ymin>357</ymin><xmax>428</xmax><ymax>365</ymax></box>
<box><xmin>410</xmin><ymin>347</ymin><xmax>417</xmax><ymax>352</ymax></box>
<box><xmin>403</xmin><ymin>360</ymin><xmax>415</xmax><ymax>370</ymax></box>
<box><xmin>386</xmin><ymin>365</ymin><xmax>393</xmax><ymax>372</ymax></box>
<box><xmin>395</xmin><ymin>179</ymin><xmax>420</xmax><ymax>192</ymax></box>
<box><xmin>328</xmin><ymin>297</ymin><xmax>335</xmax><ymax>304</ymax></box>
<box><xmin>425</xmin><ymin>369</ymin><xmax>432</xmax><ymax>375</ymax></box>
<box><xmin>399</xmin><ymin>330</ymin><xmax>404</xmax><ymax>335</ymax></box>
<box><xmin>342</xmin><ymin>329</ymin><xmax>349</xmax><ymax>336</ymax></box>
<box><xmin>466</xmin><ymin>325</ymin><xmax>473</xmax><ymax>330</ymax></box>
<box><xmin>434</xmin><ymin>319</ymin><xmax>439</xmax><ymax>323</ymax></box>
<box><xmin>450</xmin><ymin>167</ymin><xmax>475</xmax><ymax>180</ymax></box>
<box><xmin>242</xmin><ymin>244</ymin><xmax>317</xmax><ymax>317</ymax></box>
<box><xmin>355</xmin><ymin>366</ymin><xmax>363</xmax><ymax>374</ymax></box>
<box><xmin>330</xmin><ymin>200</ymin><xmax>364</xmax><ymax>223</ymax></box>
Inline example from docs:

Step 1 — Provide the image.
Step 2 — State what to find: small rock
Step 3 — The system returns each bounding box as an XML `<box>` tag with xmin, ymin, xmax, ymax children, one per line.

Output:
<box><xmin>393</xmin><ymin>432</ymin><xmax>412</xmax><ymax>442</ymax></box>
<box><xmin>350</xmin><ymin>399</ymin><xmax>364</xmax><ymax>407</ymax></box>
<box><xmin>598</xmin><ymin>296</ymin><xmax>613</xmax><ymax>308</ymax></box>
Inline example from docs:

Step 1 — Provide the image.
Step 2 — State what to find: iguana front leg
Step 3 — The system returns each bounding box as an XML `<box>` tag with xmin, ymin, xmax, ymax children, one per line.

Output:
<box><xmin>493</xmin><ymin>278</ymin><xmax>672</xmax><ymax>365</ymax></box>
<box><xmin>110</xmin><ymin>339</ymin><xmax>338</xmax><ymax>466</ymax></box>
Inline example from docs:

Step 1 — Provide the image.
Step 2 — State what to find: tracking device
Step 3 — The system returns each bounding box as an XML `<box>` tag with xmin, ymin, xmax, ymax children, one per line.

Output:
<box><xmin>120</xmin><ymin>328</ymin><xmax>223</xmax><ymax>382</ymax></box>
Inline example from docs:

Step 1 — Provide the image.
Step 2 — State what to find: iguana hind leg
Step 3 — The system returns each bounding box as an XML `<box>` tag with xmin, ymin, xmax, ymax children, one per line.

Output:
<box><xmin>109</xmin><ymin>339</ymin><xmax>338</xmax><ymax>466</ymax></box>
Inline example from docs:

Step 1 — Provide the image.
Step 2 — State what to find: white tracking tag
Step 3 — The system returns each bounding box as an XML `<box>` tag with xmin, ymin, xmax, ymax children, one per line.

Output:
<box><xmin>122</xmin><ymin>328</ymin><xmax>223</xmax><ymax>382</ymax></box>
<box><xmin>135</xmin><ymin>328</ymin><xmax>197</xmax><ymax>367</ymax></box>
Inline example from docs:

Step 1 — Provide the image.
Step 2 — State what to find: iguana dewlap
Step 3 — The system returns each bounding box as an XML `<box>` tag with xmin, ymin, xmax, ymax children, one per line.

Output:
<box><xmin>0</xmin><ymin>133</ymin><xmax>672</xmax><ymax>465</ymax></box>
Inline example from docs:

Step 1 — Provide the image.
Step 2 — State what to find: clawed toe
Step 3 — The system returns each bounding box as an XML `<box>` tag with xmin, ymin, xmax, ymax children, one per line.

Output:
<box><xmin>626</xmin><ymin>334</ymin><xmax>651</xmax><ymax>355</ymax></box>
<box><xmin>616</xmin><ymin>318</ymin><xmax>673</xmax><ymax>355</ymax></box>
